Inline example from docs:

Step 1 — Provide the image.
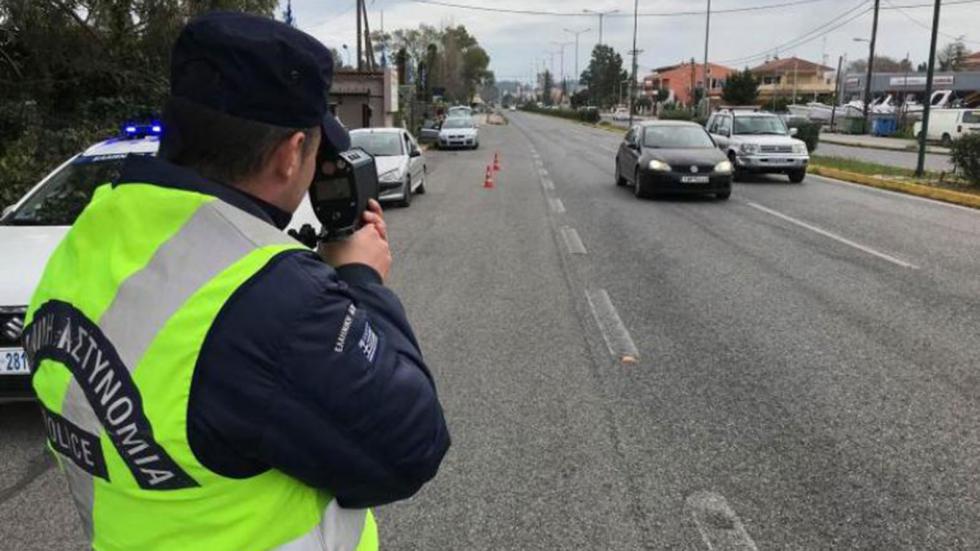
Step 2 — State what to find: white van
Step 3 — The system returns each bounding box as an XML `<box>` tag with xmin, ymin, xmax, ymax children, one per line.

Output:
<box><xmin>914</xmin><ymin>108</ymin><xmax>980</xmax><ymax>146</ymax></box>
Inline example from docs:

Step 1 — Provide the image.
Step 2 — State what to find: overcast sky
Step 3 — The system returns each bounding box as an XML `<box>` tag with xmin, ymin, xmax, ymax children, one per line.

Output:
<box><xmin>284</xmin><ymin>0</ymin><xmax>980</xmax><ymax>82</ymax></box>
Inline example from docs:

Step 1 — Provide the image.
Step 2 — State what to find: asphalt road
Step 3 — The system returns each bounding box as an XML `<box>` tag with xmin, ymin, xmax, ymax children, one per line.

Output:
<box><xmin>2</xmin><ymin>112</ymin><xmax>979</xmax><ymax>549</ymax></box>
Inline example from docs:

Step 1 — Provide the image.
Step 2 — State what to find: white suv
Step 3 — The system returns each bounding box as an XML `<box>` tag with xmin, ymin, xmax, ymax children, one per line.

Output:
<box><xmin>705</xmin><ymin>109</ymin><xmax>809</xmax><ymax>183</ymax></box>
<box><xmin>0</xmin><ymin>125</ymin><xmax>321</xmax><ymax>401</ymax></box>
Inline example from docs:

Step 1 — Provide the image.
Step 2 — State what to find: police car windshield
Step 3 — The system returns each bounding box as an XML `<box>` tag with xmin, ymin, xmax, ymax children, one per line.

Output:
<box><xmin>350</xmin><ymin>132</ymin><xmax>404</xmax><ymax>157</ymax></box>
<box><xmin>733</xmin><ymin>115</ymin><xmax>788</xmax><ymax>135</ymax></box>
<box><xmin>5</xmin><ymin>157</ymin><xmax>126</xmax><ymax>226</ymax></box>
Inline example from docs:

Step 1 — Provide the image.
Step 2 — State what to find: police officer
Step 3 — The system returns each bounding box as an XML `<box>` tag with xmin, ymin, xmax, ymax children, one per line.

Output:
<box><xmin>24</xmin><ymin>12</ymin><xmax>449</xmax><ymax>551</ymax></box>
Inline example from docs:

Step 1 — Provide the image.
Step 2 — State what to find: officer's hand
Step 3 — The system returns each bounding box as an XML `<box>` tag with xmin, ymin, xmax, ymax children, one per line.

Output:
<box><xmin>361</xmin><ymin>199</ymin><xmax>388</xmax><ymax>242</ymax></box>
<box><xmin>319</xmin><ymin>223</ymin><xmax>392</xmax><ymax>282</ymax></box>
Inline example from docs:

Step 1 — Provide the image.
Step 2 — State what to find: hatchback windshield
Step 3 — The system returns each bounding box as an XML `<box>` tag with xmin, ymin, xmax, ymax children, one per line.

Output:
<box><xmin>733</xmin><ymin>115</ymin><xmax>788</xmax><ymax>135</ymax></box>
<box><xmin>644</xmin><ymin>126</ymin><xmax>715</xmax><ymax>149</ymax></box>
<box><xmin>443</xmin><ymin>119</ymin><xmax>474</xmax><ymax>129</ymax></box>
<box><xmin>350</xmin><ymin>132</ymin><xmax>404</xmax><ymax>157</ymax></box>
<box><xmin>5</xmin><ymin>157</ymin><xmax>127</xmax><ymax>226</ymax></box>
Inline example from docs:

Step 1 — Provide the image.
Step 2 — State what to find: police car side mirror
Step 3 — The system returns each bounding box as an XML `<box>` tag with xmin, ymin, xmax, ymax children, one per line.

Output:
<box><xmin>790</xmin><ymin>127</ymin><xmax>799</xmax><ymax>137</ymax></box>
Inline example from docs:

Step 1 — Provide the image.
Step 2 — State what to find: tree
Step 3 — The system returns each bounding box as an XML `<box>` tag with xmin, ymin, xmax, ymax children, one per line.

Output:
<box><xmin>580</xmin><ymin>44</ymin><xmax>628</xmax><ymax>109</ymax></box>
<box><xmin>570</xmin><ymin>88</ymin><xmax>591</xmax><ymax>108</ymax></box>
<box><xmin>722</xmin><ymin>68</ymin><xmax>759</xmax><ymax>105</ymax></box>
<box><xmin>845</xmin><ymin>56</ymin><xmax>913</xmax><ymax>74</ymax></box>
<box><xmin>541</xmin><ymin>70</ymin><xmax>555</xmax><ymax>105</ymax></box>
<box><xmin>0</xmin><ymin>0</ymin><xmax>278</xmax><ymax>204</ymax></box>
<box><xmin>938</xmin><ymin>40</ymin><xmax>971</xmax><ymax>72</ymax></box>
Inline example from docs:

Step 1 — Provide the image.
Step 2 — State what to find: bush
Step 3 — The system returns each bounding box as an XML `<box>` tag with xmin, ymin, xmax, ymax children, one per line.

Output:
<box><xmin>786</xmin><ymin>119</ymin><xmax>821</xmax><ymax>153</ymax></box>
<box><xmin>578</xmin><ymin>107</ymin><xmax>600</xmax><ymax>123</ymax></box>
<box><xmin>659</xmin><ymin>109</ymin><xmax>695</xmax><ymax>121</ymax></box>
<box><xmin>951</xmin><ymin>133</ymin><xmax>980</xmax><ymax>185</ymax></box>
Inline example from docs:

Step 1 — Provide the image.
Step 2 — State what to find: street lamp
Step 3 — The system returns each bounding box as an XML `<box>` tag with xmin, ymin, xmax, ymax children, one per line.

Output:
<box><xmin>583</xmin><ymin>9</ymin><xmax>619</xmax><ymax>46</ymax></box>
<box><xmin>551</xmin><ymin>41</ymin><xmax>573</xmax><ymax>102</ymax></box>
<box><xmin>563</xmin><ymin>27</ymin><xmax>591</xmax><ymax>88</ymax></box>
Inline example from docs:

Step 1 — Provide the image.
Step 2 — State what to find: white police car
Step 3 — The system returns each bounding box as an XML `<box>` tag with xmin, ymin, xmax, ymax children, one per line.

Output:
<box><xmin>0</xmin><ymin>124</ymin><xmax>321</xmax><ymax>401</ymax></box>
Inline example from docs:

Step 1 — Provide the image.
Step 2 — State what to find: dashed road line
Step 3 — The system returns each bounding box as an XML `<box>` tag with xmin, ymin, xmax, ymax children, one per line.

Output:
<box><xmin>584</xmin><ymin>289</ymin><xmax>639</xmax><ymax>363</ymax></box>
<box><xmin>686</xmin><ymin>492</ymin><xmax>759</xmax><ymax>551</ymax></box>
<box><xmin>560</xmin><ymin>226</ymin><xmax>586</xmax><ymax>254</ymax></box>
<box><xmin>541</xmin><ymin>177</ymin><xmax>555</xmax><ymax>191</ymax></box>
<box><xmin>539</xmin><ymin>168</ymin><xmax>549</xmax><ymax>178</ymax></box>
<box><xmin>549</xmin><ymin>198</ymin><xmax>566</xmax><ymax>214</ymax></box>
<box><xmin>747</xmin><ymin>201</ymin><xmax>920</xmax><ymax>270</ymax></box>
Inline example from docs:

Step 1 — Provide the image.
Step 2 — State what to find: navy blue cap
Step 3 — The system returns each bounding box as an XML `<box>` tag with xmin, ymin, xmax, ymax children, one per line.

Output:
<box><xmin>170</xmin><ymin>12</ymin><xmax>349</xmax><ymax>152</ymax></box>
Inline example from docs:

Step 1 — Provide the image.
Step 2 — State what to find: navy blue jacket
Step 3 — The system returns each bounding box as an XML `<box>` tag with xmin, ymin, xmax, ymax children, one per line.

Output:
<box><xmin>118</xmin><ymin>157</ymin><xmax>450</xmax><ymax>508</ymax></box>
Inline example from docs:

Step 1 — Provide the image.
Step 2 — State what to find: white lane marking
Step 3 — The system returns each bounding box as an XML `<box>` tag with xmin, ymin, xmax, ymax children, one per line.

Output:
<box><xmin>686</xmin><ymin>492</ymin><xmax>759</xmax><ymax>551</ymax></box>
<box><xmin>549</xmin><ymin>198</ymin><xmax>566</xmax><ymax>214</ymax></box>
<box><xmin>539</xmin><ymin>168</ymin><xmax>549</xmax><ymax>177</ymax></box>
<box><xmin>560</xmin><ymin>226</ymin><xmax>586</xmax><ymax>254</ymax></box>
<box><xmin>584</xmin><ymin>289</ymin><xmax>640</xmax><ymax>362</ymax></box>
<box><xmin>541</xmin><ymin>177</ymin><xmax>555</xmax><ymax>191</ymax></box>
<box><xmin>810</xmin><ymin>173</ymin><xmax>980</xmax><ymax>215</ymax></box>
<box><xmin>747</xmin><ymin>201</ymin><xmax>920</xmax><ymax>270</ymax></box>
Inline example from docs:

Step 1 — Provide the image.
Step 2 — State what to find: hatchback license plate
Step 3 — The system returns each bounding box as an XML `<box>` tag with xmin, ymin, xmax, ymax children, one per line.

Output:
<box><xmin>681</xmin><ymin>176</ymin><xmax>710</xmax><ymax>183</ymax></box>
<box><xmin>1</xmin><ymin>348</ymin><xmax>29</xmax><ymax>375</ymax></box>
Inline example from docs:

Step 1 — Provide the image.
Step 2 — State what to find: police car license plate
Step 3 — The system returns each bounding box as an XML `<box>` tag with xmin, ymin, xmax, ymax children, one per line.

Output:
<box><xmin>0</xmin><ymin>348</ymin><xmax>29</xmax><ymax>375</ymax></box>
<box><xmin>681</xmin><ymin>176</ymin><xmax>710</xmax><ymax>183</ymax></box>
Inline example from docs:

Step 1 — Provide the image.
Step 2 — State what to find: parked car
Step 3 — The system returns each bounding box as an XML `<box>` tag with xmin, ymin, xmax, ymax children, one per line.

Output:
<box><xmin>615</xmin><ymin>120</ymin><xmax>733</xmax><ymax>200</ymax></box>
<box><xmin>438</xmin><ymin>118</ymin><xmax>480</xmax><ymax>150</ymax></box>
<box><xmin>612</xmin><ymin>107</ymin><xmax>630</xmax><ymax>121</ymax></box>
<box><xmin>913</xmin><ymin>108</ymin><xmax>980</xmax><ymax>146</ymax></box>
<box><xmin>705</xmin><ymin>108</ymin><xmax>810</xmax><ymax>183</ymax></box>
<box><xmin>350</xmin><ymin>128</ymin><xmax>426</xmax><ymax>207</ymax></box>
<box><xmin>0</xmin><ymin>124</ymin><xmax>326</xmax><ymax>401</ymax></box>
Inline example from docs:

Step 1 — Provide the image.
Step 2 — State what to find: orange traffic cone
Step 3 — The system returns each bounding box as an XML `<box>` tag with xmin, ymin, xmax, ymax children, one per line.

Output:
<box><xmin>493</xmin><ymin>151</ymin><xmax>501</xmax><ymax>172</ymax></box>
<box><xmin>484</xmin><ymin>165</ymin><xmax>495</xmax><ymax>189</ymax></box>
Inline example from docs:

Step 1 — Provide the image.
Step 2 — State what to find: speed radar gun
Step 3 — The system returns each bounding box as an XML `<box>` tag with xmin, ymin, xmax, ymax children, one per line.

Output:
<box><xmin>291</xmin><ymin>146</ymin><xmax>379</xmax><ymax>247</ymax></box>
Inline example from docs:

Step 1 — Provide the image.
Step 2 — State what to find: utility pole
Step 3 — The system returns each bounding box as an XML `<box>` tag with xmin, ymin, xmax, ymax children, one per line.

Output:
<box><xmin>583</xmin><ymin>9</ymin><xmax>619</xmax><ymax>46</ymax></box>
<box><xmin>564</xmin><ymin>27</ymin><xmax>591</xmax><ymax>87</ymax></box>
<box><xmin>862</xmin><ymin>0</ymin><xmax>881</xmax><ymax>133</ymax></box>
<box><xmin>702</xmin><ymin>0</ymin><xmax>712</xmax><ymax>117</ymax></box>
<box><xmin>793</xmin><ymin>58</ymin><xmax>799</xmax><ymax>103</ymax></box>
<box><xmin>830</xmin><ymin>55</ymin><xmax>843</xmax><ymax>131</ymax></box>
<box><xmin>361</xmin><ymin>0</ymin><xmax>376</xmax><ymax>71</ymax></box>
<box><xmin>917</xmin><ymin>0</ymin><xmax>942</xmax><ymax>177</ymax></box>
<box><xmin>628</xmin><ymin>0</ymin><xmax>639</xmax><ymax>127</ymax></box>
<box><xmin>356</xmin><ymin>0</ymin><xmax>363</xmax><ymax>71</ymax></box>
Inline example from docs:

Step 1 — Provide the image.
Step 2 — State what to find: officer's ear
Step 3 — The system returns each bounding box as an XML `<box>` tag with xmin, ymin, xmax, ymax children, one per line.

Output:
<box><xmin>270</xmin><ymin>131</ymin><xmax>312</xmax><ymax>182</ymax></box>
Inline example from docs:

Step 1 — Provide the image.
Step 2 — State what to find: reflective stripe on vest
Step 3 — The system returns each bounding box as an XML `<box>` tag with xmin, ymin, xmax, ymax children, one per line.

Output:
<box><xmin>26</xmin><ymin>184</ymin><xmax>378</xmax><ymax>551</ymax></box>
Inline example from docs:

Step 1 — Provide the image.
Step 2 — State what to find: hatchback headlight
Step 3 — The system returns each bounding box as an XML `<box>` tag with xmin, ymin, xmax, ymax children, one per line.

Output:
<box><xmin>793</xmin><ymin>143</ymin><xmax>808</xmax><ymax>154</ymax></box>
<box><xmin>714</xmin><ymin>160</ymin><xmax>733</xmax><ymax>173</ymax></box>
<box><xmin>379</xmin><ymin>168</ymin><xmax>402</xmax><ymax>182</ymax></box>
<box><xmin>648</xmin><ymin>160</ymin><xmax>672</xmax><ymax>172</ymax></box>
<box><xmin>739</xmin><ymin>143</ymin><xmax>760</xmax><ymax>154</ymax></box>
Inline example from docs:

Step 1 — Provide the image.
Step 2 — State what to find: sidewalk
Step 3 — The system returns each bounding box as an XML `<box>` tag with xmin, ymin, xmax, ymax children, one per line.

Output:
<box><xmin>821</xmin><ymin>133</ymin><xmax>951</xmax><ymax>155</ymax></box>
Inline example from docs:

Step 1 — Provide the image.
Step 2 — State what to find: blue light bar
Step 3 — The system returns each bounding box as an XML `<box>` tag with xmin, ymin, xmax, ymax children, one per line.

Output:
<box><xmin>122</xmin><ymin>121</ymin><xmax>163</xmax><ymax>138</ymax></box>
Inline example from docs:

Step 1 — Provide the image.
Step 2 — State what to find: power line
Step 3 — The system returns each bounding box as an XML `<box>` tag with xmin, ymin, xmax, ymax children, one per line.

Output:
<box><xmin>882</xmin><ymin>0</ymin><xmax>980</xmax><ymax>44</ymax></box>
<box><xmin>408</xmin><ymin>0</ymin><xmax>835</xmax><ymax>18</ymax></box>
<box><xmin>719</xmin><ymin>0</ymin><xmax>873</xmax><ymax>65</ymax></box>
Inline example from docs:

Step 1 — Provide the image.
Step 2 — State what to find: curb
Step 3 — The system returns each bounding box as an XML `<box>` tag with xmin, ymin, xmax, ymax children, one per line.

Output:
<box><xmin>809</xmin><ymin>165</ymin><xmax>980</xmax><ymax>210</ymax></box>
<box><xmin>820</xmin><ymin>136</ymin><xmax>951</xmax><ymax>156</ymax></box>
